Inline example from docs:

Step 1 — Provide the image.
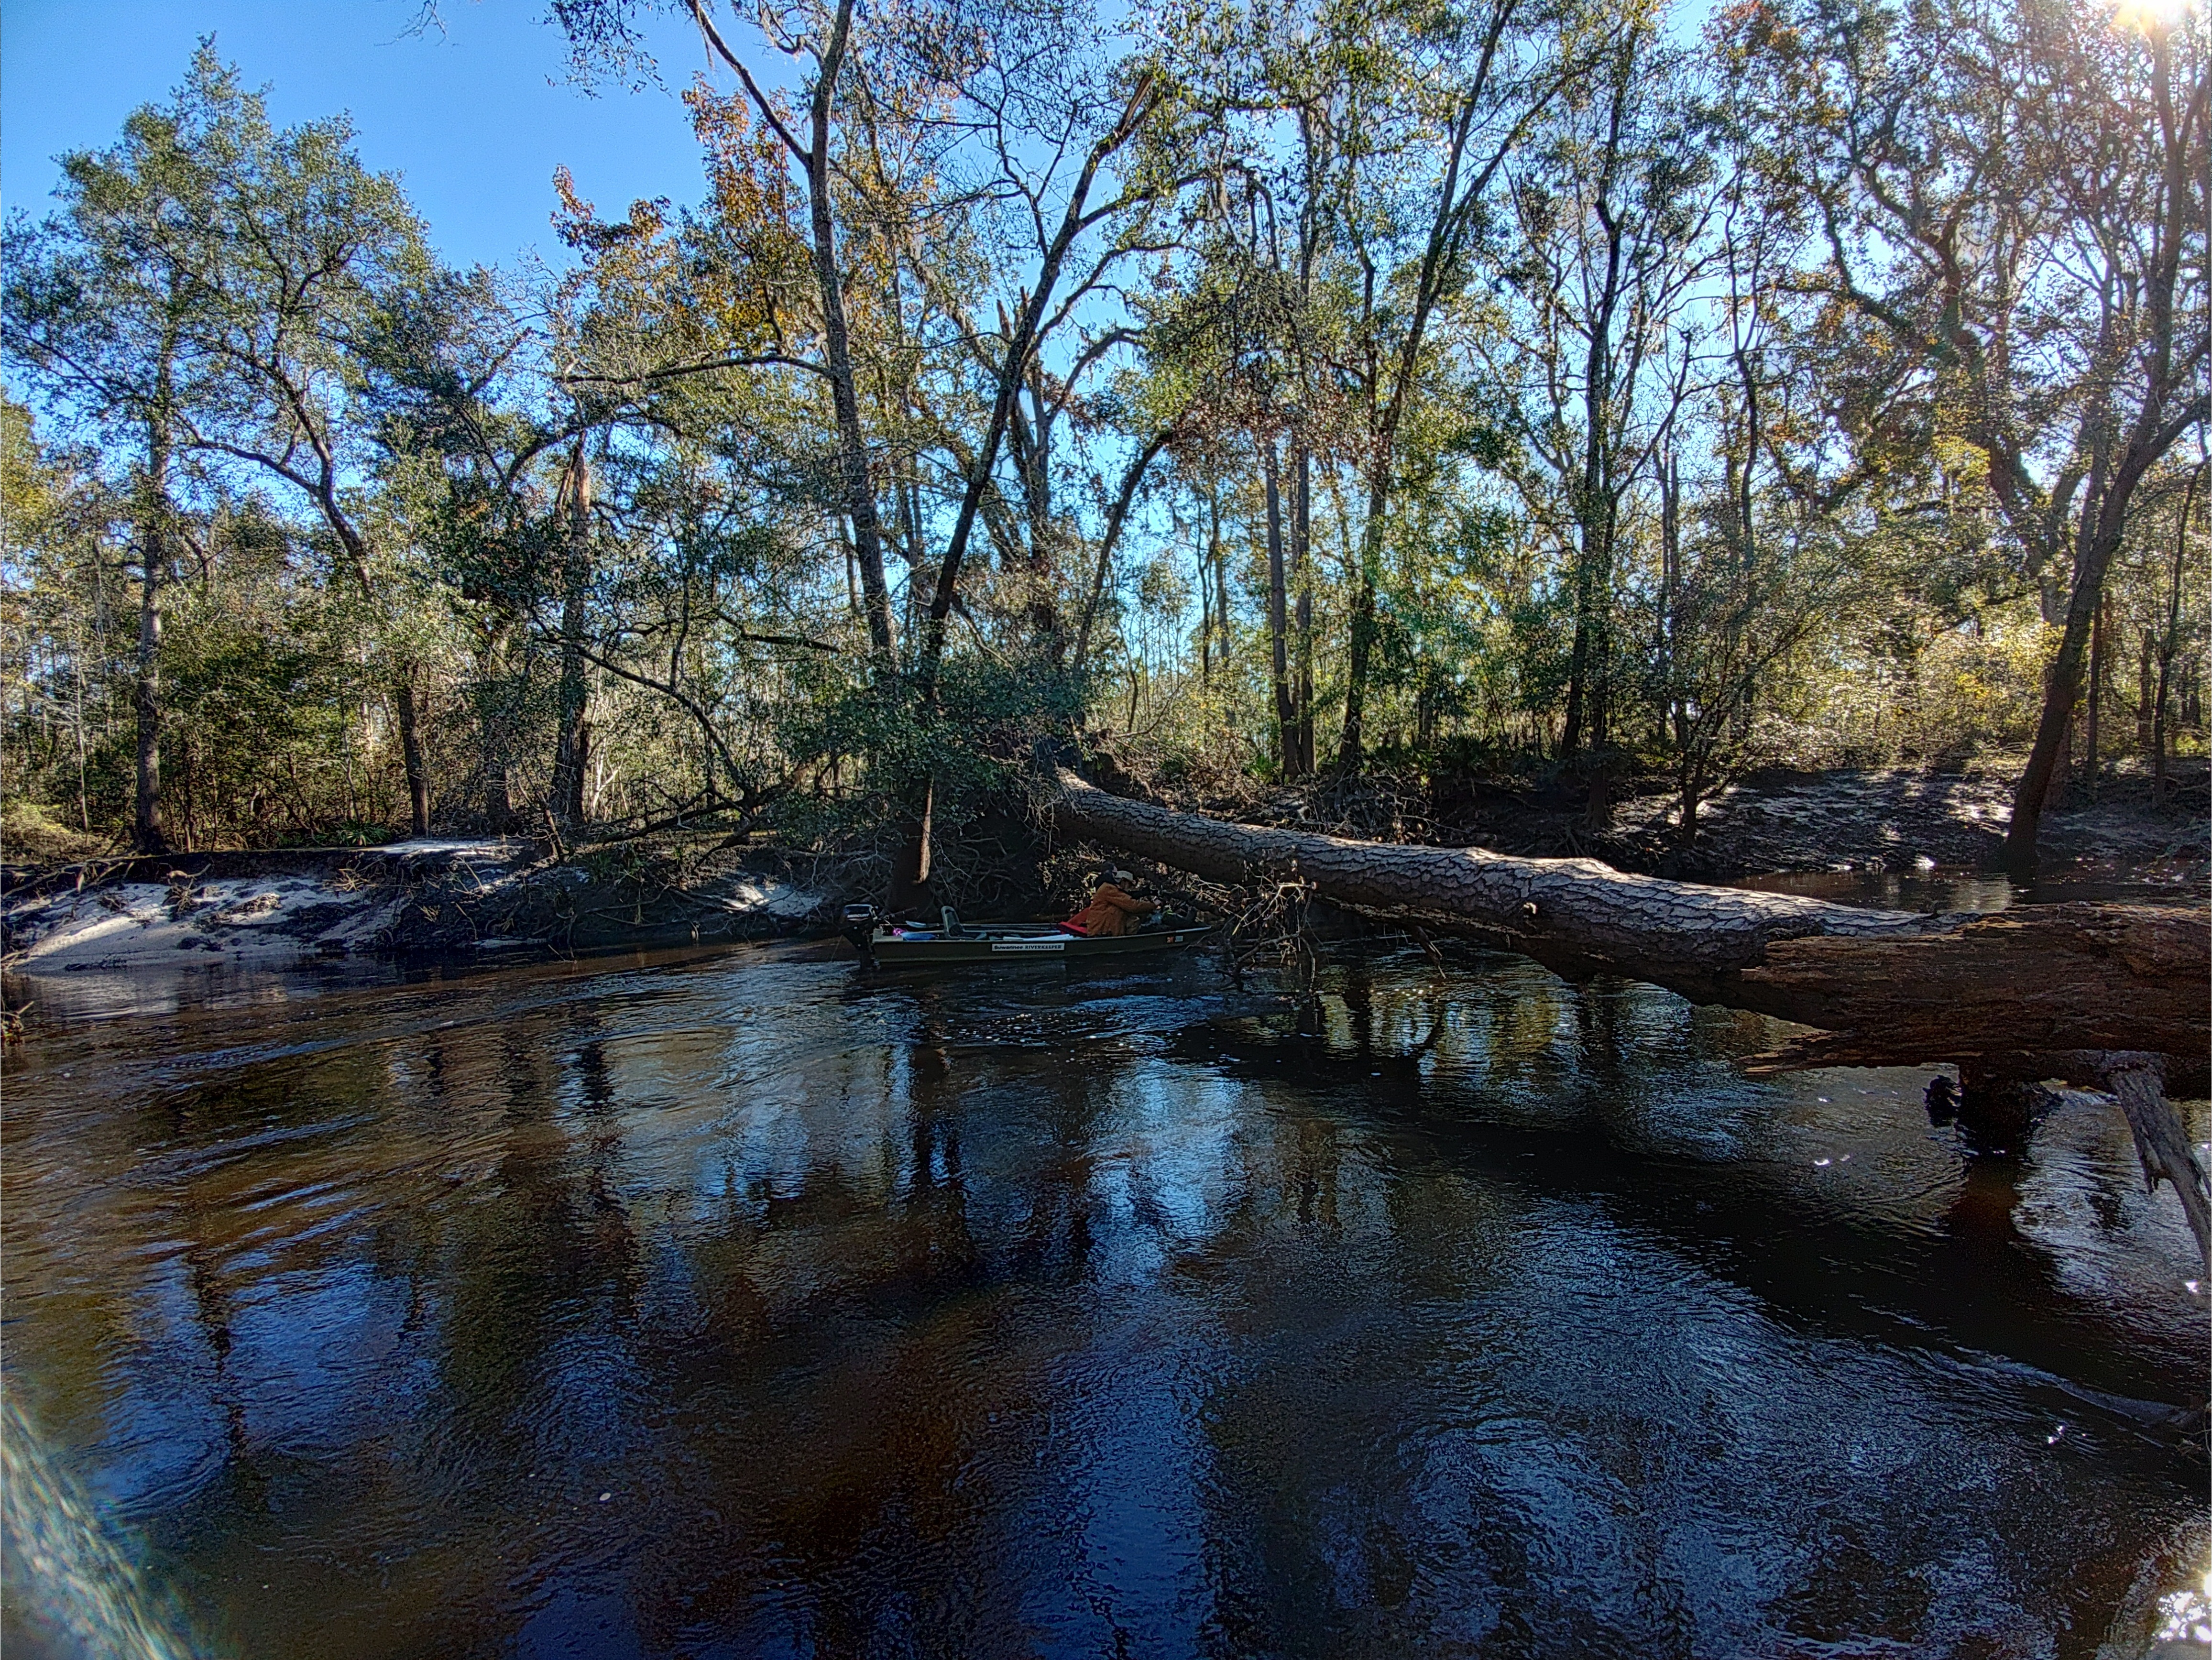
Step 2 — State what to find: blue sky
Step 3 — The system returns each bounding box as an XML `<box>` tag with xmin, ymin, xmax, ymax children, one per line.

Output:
<box><xmin>2</xmin><ymin>0</ymin><xmax>722</xmax><ymax>272</ymax></box>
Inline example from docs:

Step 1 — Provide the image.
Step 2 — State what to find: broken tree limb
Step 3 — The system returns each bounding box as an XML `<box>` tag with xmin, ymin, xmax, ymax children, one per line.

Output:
<box><xmin>2101</xmin><ymin>1052</ymin><xmax>2212</xmax><ymax>1267</ymax></box>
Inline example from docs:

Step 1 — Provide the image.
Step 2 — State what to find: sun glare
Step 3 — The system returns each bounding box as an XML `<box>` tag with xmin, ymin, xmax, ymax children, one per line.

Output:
<box><xmin>2110</xmin><ymin>0</ymin><xmax>2199</xmax><ymax>32</ymax></box>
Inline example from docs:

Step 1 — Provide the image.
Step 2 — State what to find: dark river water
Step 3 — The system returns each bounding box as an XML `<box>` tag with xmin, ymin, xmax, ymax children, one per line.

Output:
<box><xmin>2</xmin><ymin>892</ymin><xmax>2207</xmax><ymax>1656</ymax></box>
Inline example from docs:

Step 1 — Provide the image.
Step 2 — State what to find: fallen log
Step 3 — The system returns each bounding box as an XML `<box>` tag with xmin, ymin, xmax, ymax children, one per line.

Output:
<box><xmin>1050</xmin><ymin>768</ymin><xmax>2212</xmax><ymax>1257</ymax></box>
<box><xmin>2104</xmin><ymin>1053</ymin><xmax>2212</xmax><ymax>1260</ymax></box>
<box><xmin>1051</xmin><ymin>770</ymin><xmax>1949</xmax><ymax>990</ymax></box>
<box><xmin>1051</xmin><ymin>770</ymin><xmax>2207</xmax><ymax>1054</ymax></box>
<box><xmin>1732</xmin><ymin>905</ymin><xmax>2211</xmax><ymax>1082</ymax></box>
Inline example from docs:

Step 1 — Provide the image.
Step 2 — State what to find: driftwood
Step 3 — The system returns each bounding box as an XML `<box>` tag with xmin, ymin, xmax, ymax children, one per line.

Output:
<box><xmin>2104</xmin><ymin>1053</ymin><xmax>2212</xmax><ymax>1260</ymax></box>
<box><xmin>1051</xmin><ymin>767</ymin><xmax>2212</xmax><ymax>1260</ymax></box>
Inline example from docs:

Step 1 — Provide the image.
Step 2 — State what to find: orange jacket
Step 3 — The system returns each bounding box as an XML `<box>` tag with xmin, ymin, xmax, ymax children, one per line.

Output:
<box><xmin>1069</xmin><ymin>883</ymin><xmax>1157</xmax><ymax>937</ymax></box>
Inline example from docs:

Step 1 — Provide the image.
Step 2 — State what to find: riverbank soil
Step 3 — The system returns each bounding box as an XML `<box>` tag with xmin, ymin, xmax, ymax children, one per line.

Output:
<box><xmin>4</xmin><ymin>759</ymin><xmax>2203</xmax><ymax>970</ymax></box>
<box><xmin>1169</xmin><ymin>754</ymin><xmax>2211</xmax><ymax>883</ymax></box>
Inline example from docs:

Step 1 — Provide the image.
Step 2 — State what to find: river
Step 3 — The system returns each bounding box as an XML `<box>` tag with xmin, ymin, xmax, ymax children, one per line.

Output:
<box><xmin>2</xmin><ymin>880</ymin><xmax>2206</xmax><ymax>1657</ymax></box>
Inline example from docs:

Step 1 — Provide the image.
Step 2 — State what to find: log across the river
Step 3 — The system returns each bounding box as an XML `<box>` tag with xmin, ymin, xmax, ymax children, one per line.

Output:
<box><xmin>1050</xmin><ymin>768</ymin><xmax>2209</xmax><ymax>1079</ymax></box>
<box><xmin>1051</xmin><ymin>767</ymin><xmax>2212</xmax><ymax>1262</ymax></box>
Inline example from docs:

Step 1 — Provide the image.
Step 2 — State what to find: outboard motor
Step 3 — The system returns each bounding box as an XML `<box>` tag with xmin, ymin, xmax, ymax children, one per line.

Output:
<box><xmin>841</xmin><ymin>903</ymin><xmax>880</xmax><ymax>953</ymax></box>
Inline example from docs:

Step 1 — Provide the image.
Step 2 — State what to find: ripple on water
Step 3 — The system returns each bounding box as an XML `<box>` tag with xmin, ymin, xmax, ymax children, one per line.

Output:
<box><xmin>0</xmin><ymin>942</ymin><xmax>2203</xmax><ymax>1658</ymax></box>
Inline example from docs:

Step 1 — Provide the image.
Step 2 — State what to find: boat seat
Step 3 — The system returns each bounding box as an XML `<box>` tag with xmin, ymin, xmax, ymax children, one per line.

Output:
<box><xmin>941</xmin><ymin>905</ymin><xmax>963</xmax><ymax>938</ymax></box>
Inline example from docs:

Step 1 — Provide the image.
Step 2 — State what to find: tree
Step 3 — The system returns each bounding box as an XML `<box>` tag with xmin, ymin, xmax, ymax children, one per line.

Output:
<box><xmin>1321</xmin><ymin>0</ymin><xmax>1590</xmax><ymax>772</ymax></box>
<box><xmin>1490</xmin><ymin>21</ymin><xmax>1715</xmax><ymax>770</ymax></box>
<box><xmin>1726</xmin><ymin>0</ymin><xmax>2210</xmax><ymax>869</ymax></box>
<box><xmin>553</xmin><ymin>0</ymin><xmax>1202</xmax><ymax>899</ymax></box>
<box><xmin>0</xmin><ymin>398</ymin><xmax>128</xmax><ymax>839</ymax></box>
<box><xmin>161</xmin><ymin>49</ymin><xmax>448</xmax><ymax>834</ymax></box>
<box><xmin>2</xmin><ymin>57</ymin><xmax>234</xmax><ymax>850</ymax></box>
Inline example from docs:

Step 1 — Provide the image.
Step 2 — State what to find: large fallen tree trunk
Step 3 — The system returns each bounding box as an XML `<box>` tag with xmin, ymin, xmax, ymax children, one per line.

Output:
<box><xmin>1051</xmin><ymin>768</ymin><xmax>2212</xmax><ymax>1256</ymax></box>
<box><xmin>1051</xmin><ymin>770</ymin><xmax>2207</xmax><ymax>1061</ymax></box>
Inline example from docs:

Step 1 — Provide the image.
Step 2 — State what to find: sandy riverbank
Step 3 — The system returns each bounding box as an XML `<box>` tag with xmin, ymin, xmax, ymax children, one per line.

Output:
<box><xmin>1</xmin><ymin>836</ymin><xmax>831</xmax><ymax>976</ymax></box>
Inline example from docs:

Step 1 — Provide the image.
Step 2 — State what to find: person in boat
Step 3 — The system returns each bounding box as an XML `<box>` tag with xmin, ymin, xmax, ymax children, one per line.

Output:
<box><xmin>1066</xmin><ymin>870</ymin><xmax>1158</xmax><ymax>937</ymax></box>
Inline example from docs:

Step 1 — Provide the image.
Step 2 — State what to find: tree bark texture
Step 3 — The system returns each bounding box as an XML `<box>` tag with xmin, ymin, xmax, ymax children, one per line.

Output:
<box><xmin>133</xmin><ymin>537</ymin><xmax>164</xmax><ymax>855</ymax></box>
<box><xmin>1291</xmin><ymin>449</ymin><xmax>1315</xmax><ymax>777</ymax></box>
<box><xmin>2084</xmin><ymin>593</ymin><xmax>2107</xmax><ymax>788</ymax></box>
<box><xmin>1730</xmin><ymin>905</ymin><xmax>2209</xmax><ymax>1077</ymax></box>
<box><xmin>1049</xmin><ymin>768</ymin><xmax>2208</xmax><ymax>1069</ymax></box>
<box><xmin>131</xmin><ymin>397</ymin><xmax>171</xmax><ymax>855</ymax></box>
<box><xmin>1336</xmin><ymin>471</ymin><xmax>1386</xmax><ymax>774</ymax></box>
<box><xmin>888</xmin><ymin>776</ymin><xmax>933</xmax><ymax>911</ymax></box>
<box><xmin>1264</xmin><ymin>441</ymin><xmax>1295</xmax><ymax>773</ymax></box>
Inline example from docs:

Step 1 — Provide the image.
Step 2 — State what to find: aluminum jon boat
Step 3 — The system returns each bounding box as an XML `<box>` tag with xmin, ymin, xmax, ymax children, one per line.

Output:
<box><xmin>843</xmin><ymin>905</ymin><xmax>1214</xmax><ymax>966</ymax></box>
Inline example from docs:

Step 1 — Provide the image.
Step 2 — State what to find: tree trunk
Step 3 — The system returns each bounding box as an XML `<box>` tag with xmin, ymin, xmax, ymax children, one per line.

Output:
<box><xmin>2151</xmin><ymin>467</ymin><xmax>2200</xmax><ymax>807</ymax></box>
<box><xmin>1292</xmin><ymin>449</ymin><xmax>1314</xmax><ymax>776</ymax></box>
<box><xmin>2154</xmin><ymin>641</ymin><xmax>2172</xmax><ymax>806</ymax></box>
<box><xmin>1197</xmin><ymin>538</ymin><xmax>1212</xmax><ymax>685</ymax></box>
<box><xmin>2084</xmin><ymin>593</ymin><xmax>2107</xmax><ymax>793</ymax></box>
<box><xmin>552</xmin><ymin>445</ymin><xmax>593</xmax><ymax>824</ymax></box>
<box><xmin>888</xmin><ymin>777</ymin><xmax>933</xmax><ymax>912</ymax></box>
<box><xmin>2138</xmin><ymin>628</ymin><xmax>2155</xmax><ymax>753</ymax></box>
<box><xmin>1677</xmin><ymin>764</ymin><xmax>1700</xmax><ymax>850</ymax></box>
<box><xmin>1049</xmin><ymin>767</ymin><xmax>2207</xmax><ymax>1066</ymax></box>
<box><xmin>803</xmin><ymin>0</ymin><xmax>898</xmax><ymax>677</ymax></box>
<box><xmin>1263</xmin><ymin>440</ymin><xmax>1295</xmax><ymax>774</ymax></box>
<box><xmin>131</xmin><ymin>368</ymin><xmax>175</xmax><ymax>855</ymax></box>
<box><xmin>1996</xmin><ymin>499</ymin><xmax>2100</xmax><ymax>865</ymax></box>
<box><xmin>1656</xmin><ymin>450</ymin><xmax>1680</xmax><ymax>750</ymax></box>
<box><xmin>2042</xmin><ymin>705</ymin><xmax>2074</xmax><ymax>812</ymax></box>
<box><xmin>1211</xmin><ymin>489</ymin><xmax>1231</xmax><ymax>702</ymax></box>
<box><xmin>133</xmin><ymin>518</ymin><xmax>165</xmax><ymax>855</ymax></box>
<box><xmin>1562</xmin><ymin>492</ymin><xmax>1621</xmax><ymax>762</ymax></box>
<box><xmin>1336</xmin><ymin>470</ymin><xmax>1388</xmax><ymax>773</ymax></box>
<box><xmin>393</xmin><ymin>667</ymin><xmax>430</xmax><ymax>837</ymax></box>
<box><xmin>73</xmin><ymin>641</ymin><xmax>90</xmax><ymax>832</ymax></box>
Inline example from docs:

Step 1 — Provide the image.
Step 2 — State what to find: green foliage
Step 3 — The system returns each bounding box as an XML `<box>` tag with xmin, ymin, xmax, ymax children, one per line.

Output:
<box><xmin>782</xmin><ymin>654</ymin><xmax>1087</xmax><ymax>814</ymax></box>
<box><xmin>3</xmin><ymin>3</ymin><xmax>2204</xmax><ymax>864</ymax></box>
<box><xmin>0</xmin><ymin>799</ymin><xmax>110</xmax><ymax>861</ymax></box>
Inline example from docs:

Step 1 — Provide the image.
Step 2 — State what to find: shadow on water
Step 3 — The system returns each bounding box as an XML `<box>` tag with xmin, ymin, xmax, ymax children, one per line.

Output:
<box><xmin>1732</xmin><ymin>860</ymin><xmax>2210</xmax><ymax>913</ymax></box>
<box><xmin>1</xmin><ymin>933</ymin><xmax>2205</xmax><ymax>1659</ymax></box>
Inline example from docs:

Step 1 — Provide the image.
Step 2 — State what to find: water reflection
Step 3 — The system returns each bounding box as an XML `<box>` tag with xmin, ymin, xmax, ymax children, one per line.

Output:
<box><xmin>1</xmin><ymin>943</ymin><xmax>2204</xmax><ymax>1658</ymax></box>
<box><xmin>1732</xmin><ymin>861</ymin><xmax>2210</xmax><ymax>913</ymax></box>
